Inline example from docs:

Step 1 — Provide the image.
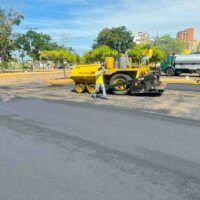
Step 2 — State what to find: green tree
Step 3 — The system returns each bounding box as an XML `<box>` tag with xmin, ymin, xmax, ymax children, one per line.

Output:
<box><xmin>154</xmin><ymin>35</ymin><xmax>184</xmax><ymax>54</ymax></box>
<box><xmin>93</xmin><ymin>26</ymin><xmax>134</xmax><ymax>53</ymax></box>
<box><xmin>129</xmin><ymin>45</ymin><xmax>166</xmax><ymax>65</ymax></box>
<box><xmin>15</xmin><ymin>30</ymin><xmax>60</xmax><ymax>61</ymax></box>
<box><xmin>151</xmin><ymin>46</ymin><xmax>166</xmax><ymax>66</ymax></box>
<box><xmin>40</xmin><ymin>49</ymin><xmax>79</xmax><ymax>64</ymax></box>
<box><xmin>82</xmin><ymin>45</ymin><xmax>118</xmax><ymax>63</ymax></box>
<box><xmin>128</xmin><ymin>45</ymin><xmax>144</xmax><ymax>63</ymax></box>
<box><xmin>41</xmin><ymin>49</ymin><xmax>80</xmax><ymax>77</ymax></box>
<box><xmin>0</xmin><ymin>7</ymin><xmax>23</xmax><ymax>68</ymax></box>
<box><xmin>15</xmin><ymin>30</ymin><xmax>63</xmax><ymax>71</ymax></box>
<box><xmin>74</xmin><ymin>53</ymin><xmax>81</xmax><ymax>64</ymax></box>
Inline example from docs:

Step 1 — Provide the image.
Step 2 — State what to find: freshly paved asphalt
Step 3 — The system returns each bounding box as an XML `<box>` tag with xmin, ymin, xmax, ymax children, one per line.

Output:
<box><xmin>166</xmin><ymin>83</ymin><xmax>200</xmax><ymax>92</ymax></box>
<box><xmin>0</xmin><ymin>98</ymin><xmax>200</xmax><ymax>200</ymax></box>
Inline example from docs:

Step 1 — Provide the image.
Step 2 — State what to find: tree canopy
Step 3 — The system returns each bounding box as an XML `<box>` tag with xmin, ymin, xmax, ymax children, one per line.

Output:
<box><xmin>128</xmin><ymin>45</ymin><xmax>144</xmax><ymax>63</ymax></box>
<box><xmin>153</xmin><ymin>35</ymin><xmax>184</xmax><ymax>55</ymax></box>
<box><xmin>15</xmin><ymin>30</ymin><xmax>60</xmax><ymax>61</ymax></box>
<box><xmin>40</xmin><ymin>49</ymin><xmax>80</xmax><ymax>64</ymax></box>
<box><xmin>151</xmin><ymin>46</ymin><xmax>166</xmax><ymax>65</ymax></box>
<box><xmin>82</xmin><ymin>45</ymin><xmax>118</xmax><ymax>63</ymax></box>
<box><xmin>0</xmin><ymin>7</ymin><xmax>23</xmax><ymax>64</ymax></box>
<box><xmin>128</xmin><ymin>45</ymin><xmax>166</xmax><ymax>64</ymax></box>
<box><xmin>93</xmin><ymin>26</ymin><xmax>134</xmax><ymax>53</ymax></box>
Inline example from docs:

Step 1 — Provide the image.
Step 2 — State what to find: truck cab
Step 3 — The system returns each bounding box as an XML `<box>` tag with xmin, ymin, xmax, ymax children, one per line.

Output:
<box><xmin>160</xmin><ymin>55</ymin><xmax>176</xmax><ymax>76</ymax></box>
<box><xmin>161</xmin><ymin>54</ymin><xmax>200</xmax><ymax>76</ymax></box>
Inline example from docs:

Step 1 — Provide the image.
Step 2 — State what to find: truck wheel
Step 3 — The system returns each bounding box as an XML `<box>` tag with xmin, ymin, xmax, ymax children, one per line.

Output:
<box><xmin>110</xmin><ymin>74</ymin><xmax>132</xmax><ymax>95</ymax></box>
<box><xmin>165</xmin><ymin>68</ymin><xmax>175</xmax><ymax>76</ymax></box>
<box><xmin>75</xmin><ymin>84</ymin><xmax>86</xmax><ymax>93</ymax></box>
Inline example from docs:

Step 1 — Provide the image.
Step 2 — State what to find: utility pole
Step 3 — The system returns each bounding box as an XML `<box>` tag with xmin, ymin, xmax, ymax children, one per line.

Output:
<box><xmin>25</xmin><ymin>26</ymin><xmax>37</xmax><ymax>71</ymax></box>
<box><xmin>156</xmin><ymin>30</ymin><xmax>159</xmax><ymax>39</ymax></box>
<box><xmin>60</xmin><ymin>32</ymin><xmax>70</xmax><ymax>78</ymax></box>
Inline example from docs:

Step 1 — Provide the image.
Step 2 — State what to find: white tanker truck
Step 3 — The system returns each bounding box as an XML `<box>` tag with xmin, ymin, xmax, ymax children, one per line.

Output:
<box><xmin>160</xmin><ymin>54</ymin><xmax>200</xmax><ymax>76</ymax></box>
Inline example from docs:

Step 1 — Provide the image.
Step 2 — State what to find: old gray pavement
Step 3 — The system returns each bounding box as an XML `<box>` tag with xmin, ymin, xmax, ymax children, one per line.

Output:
<box><xmin>0</xmin><ymin>98</ymin><xmax>200</xmax><ymax>200</ymax></box>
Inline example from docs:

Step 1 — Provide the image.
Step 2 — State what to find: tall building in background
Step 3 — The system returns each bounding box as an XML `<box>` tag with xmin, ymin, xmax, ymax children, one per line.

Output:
<box><xmin>134</xmin><ymin>32</ymin><xmax>150</xmax><ymax>45</ymax></box>
<box><xmin>177</xmin><ymin>28</ymin><xmax>194</xmax><ymax>43</ymax></box>
<box><xmin>177</xmin><ymin>28</ymin><xmax>195</xmax><ymax>52</ymax></box>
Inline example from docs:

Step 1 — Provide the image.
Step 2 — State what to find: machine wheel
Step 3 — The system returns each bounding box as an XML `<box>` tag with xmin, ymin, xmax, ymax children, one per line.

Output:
<box><xmin>86</xmin><ymin>84</ymin><xmax>95</xmax><ymax>94</ymax></box>
<box><xmin>165</xmin><ymin>67</ymin><xmax>175</xmax><ymax>76</ymax></box>
<box><xmin>110</xmin><ymin>74</ymin><xmax>132</xmax><ymax>95</ymax></box>
<box><xmin>75</xmin><ymin>84</ymin><xmax>86</xmax><ymax>93</ymax></box>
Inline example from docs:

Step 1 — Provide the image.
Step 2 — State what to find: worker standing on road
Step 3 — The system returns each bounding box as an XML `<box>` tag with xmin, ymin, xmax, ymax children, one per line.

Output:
<box><xmin>141</xmin><ymin>45</ymin><xmax>153</xmax><ymax>65</ymax></box>
<box><xmin>92</xmin><ymin>65</ymin><xmax>108</xmax><ymax>99</ymax></box>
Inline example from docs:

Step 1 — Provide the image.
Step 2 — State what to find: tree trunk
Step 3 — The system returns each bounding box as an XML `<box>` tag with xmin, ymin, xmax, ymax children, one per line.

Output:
<box><xmin>31</xmin><ymin>58</ymin><xmax>35</xmax><ymax>72</ymax></box>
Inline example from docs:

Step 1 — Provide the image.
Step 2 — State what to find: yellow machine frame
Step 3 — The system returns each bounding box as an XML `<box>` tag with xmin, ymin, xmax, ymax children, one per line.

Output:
<box><xmin>71</xmin><ymin>59</ymin><xmax>151</xmax><ymax>94</ymax></box>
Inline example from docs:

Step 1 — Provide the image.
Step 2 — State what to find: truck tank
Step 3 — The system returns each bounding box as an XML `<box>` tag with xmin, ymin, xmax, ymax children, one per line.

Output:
<box><xmin>175</xmin><ymin>54</ymin><xmax>200</xmax><ymax>64</ymax></box>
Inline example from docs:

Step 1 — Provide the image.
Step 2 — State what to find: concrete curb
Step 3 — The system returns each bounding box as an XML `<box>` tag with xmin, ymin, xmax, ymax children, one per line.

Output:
<box><xmin>161</xmin><ymin>77</ymin><xmax>200</xmax><ymax>85</ymax></box>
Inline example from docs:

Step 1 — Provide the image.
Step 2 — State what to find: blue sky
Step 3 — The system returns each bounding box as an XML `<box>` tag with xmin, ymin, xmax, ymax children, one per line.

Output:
<box><xmin>1</xmin><ymin>0</ymin><xmax>200</xmax><ymax>53</ymax></box>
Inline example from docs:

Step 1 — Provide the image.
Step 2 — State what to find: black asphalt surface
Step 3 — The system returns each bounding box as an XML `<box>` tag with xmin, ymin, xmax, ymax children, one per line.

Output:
<box><xmin>166</xmin><ymin>83</ymin><xmax>200</xmax><ymax>92</ymax></box>
<box><xmin>0</xmin><ymin>98</ymin><xmax>200</xmax><ymax>200</ymax></box>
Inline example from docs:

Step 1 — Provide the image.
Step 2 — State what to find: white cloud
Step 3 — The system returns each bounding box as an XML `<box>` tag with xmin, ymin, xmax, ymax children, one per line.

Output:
<box><xmin>74</xmin><ymin>0</ymin><xmax>200</xmax><ymax>37</ymax></box>
<box><xmin>13</xmin><ymin>0</ymin><xmax>200</xmax><ymax>52</ymax></box>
